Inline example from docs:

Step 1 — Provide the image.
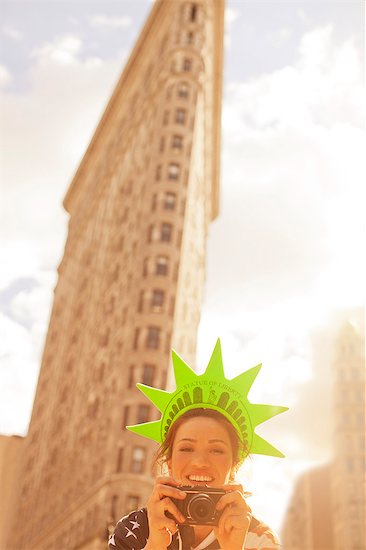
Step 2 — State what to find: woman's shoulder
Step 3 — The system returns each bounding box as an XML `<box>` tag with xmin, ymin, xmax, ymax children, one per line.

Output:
<box><xmin>108</xmin><ymin>508</ymin><xmax>149</xmax><ymax>550</ymax></box>
<box><xmin>246</xmin><ymin>515</ymin><xmax>281</xmax><ymax>549</ymax></box>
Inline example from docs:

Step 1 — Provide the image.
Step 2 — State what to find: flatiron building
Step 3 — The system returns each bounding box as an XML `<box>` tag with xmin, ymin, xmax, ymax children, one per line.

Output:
<box><xmin>8</xmin><ymin>1</ymin><xmax>225</xmax><ymax>548</ymax></box>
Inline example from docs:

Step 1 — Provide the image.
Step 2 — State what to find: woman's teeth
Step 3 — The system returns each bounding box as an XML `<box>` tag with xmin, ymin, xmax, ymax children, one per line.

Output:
<box><xmin>187</xmin><ymin>475</ymin><xmax>213</xmax><ymax>482</ymax></box>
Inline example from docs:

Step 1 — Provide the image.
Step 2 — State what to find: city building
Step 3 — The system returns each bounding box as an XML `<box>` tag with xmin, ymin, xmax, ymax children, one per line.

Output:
<box><xmin>331</xmin><ymin>321</ymin><xmax>365</xmax><ymax>550</ymax></box>
<box><xmin>0</xmin><ymin>435</ymin><xmax>25</xmax><ymax>549</ymax></box>
<box><xmin>7</xmin><ymin>1</ymin><xmax>225</xmax><ymax>548</ymax></box>
<box><xmin>281</xmin><ymin>464</ymin><xmax>335</xmax><ymax>549</ymax></box>
<box><xmin>281</xmin><ymin>321</ymin><xmax>365</xmax><ymax>550</ymax></box>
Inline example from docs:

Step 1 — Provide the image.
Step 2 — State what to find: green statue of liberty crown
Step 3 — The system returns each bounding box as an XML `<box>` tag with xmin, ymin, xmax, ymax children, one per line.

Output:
<box><xmin>127</xmin><ymin>339</ymin><xmax>288</xmax><ymax>458</ymax></box>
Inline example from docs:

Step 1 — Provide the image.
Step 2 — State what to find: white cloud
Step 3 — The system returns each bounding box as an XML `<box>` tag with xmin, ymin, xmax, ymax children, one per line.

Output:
<box><xmin>0</xmin><ymin>64</ymin><xmax>12</xmax><ymax>88</ymax></box>
<box><xmin>89</xmin><ymin>14</ymin><xmax>132</xmax><ymax>28</ymax></box>
<box><xmin>1</xmin><ymin>26</ymin><xmax>23</xmax><ymax>40</ymax></box>
<box><xmin>31</xmin><ymin>35</ymin><xmax>83</xmax><ymax>65</ymax></box>
<box><xmin>0</xmin><ymin>28</ymin><xmax>130</xmax><ymax>434</ymax></box>
<box><xmin>0</xmin><ymin>313</ymin><xmax>40</xmax><ymax>435</ymax></box>
<box><xmin>224</xmin><ymin>7</ymin><xmax>240</xmax><ymax>51</ymax></box>
<box><xmin>199</xmin><ymin>25</ymin><xmax>364</xmax><ymax>490</ymax></box>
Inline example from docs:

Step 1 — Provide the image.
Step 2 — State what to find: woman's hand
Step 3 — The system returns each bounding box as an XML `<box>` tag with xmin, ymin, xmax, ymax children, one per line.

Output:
<box><xmin>213</xmin><ymin>485</ymin><xmax>251</xmax><ymax>550</ymax></box>
<box><xmin>145</xmin><ymin>475</ymin><xmax>186</xmax><ymax>550</ymax></box>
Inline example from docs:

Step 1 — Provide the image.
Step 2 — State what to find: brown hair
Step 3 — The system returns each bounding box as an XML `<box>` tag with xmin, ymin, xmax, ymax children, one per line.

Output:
<box><xmin>154</xmin><ymin>408</ymin><xmax>247</xmax><ymax>481</ymax></box>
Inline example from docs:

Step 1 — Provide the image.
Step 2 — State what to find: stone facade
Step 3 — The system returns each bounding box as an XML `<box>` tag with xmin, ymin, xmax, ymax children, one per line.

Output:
<box><xmin>331</xmin><ymin>322</ymin><xmax>365</xmax><ymax>550</ymax></box>
<box><xmin>281</xmin><ymin>322</ymin><xmax>365</xmax><ymax>550</ymax></box>
<box><xmin>7</xmin><ymin>1</ymin><xmax>225</xmax><ymax>548</ymax></box>
<box><xmin>0</xmin><ymin>435</ymin><xmax>24</xmax><ymax>549</ymax></box>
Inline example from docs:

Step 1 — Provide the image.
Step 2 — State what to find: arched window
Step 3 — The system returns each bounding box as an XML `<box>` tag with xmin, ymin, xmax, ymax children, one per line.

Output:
<box><xmin>177</xmin><ymin>83</ymin><xmax>189</xmax><ymax>99</ymax></box>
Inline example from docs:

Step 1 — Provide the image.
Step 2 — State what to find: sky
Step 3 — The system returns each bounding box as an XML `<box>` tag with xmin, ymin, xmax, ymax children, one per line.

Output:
<box><xmin>1</xmin><ymin>0</ymin><xmax>365</xmax><ymax>534</ymax></box>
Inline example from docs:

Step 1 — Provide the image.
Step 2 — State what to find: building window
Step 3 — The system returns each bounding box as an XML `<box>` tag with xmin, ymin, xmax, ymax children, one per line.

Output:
<box><xmin>146</xmin><ymin>326</ymin><xmax>160</xmax><ymax>349</ymax></box>
<box><xmin>166</xmin><ymin>85</ymin><xmax>173</xmax><ymax>100</ymax></box>
<box><xmin>133</xmin><ymin>328</ymin><xmax>140</xmax><ymax>349</ymax></box>
<box><xmin>172</xmin><ymin>135</ymin><xmax>183</xmax><ymax>150</ymax></box>
<box><xmin>127</xmin><ymin>495</ymin><xmax>139</xmax><ymax>511</ymax></box>
<box><xmin>163</xmin><ymin>110</ymin><xmax>169</xmax><ymax>125</ymax></box>
<box><xmin>156</xmin><ymin>256</ymin><xmax>168</xmax><ymax>276</ymax></box>
<box><xmin>187</xmin><ymin>31</ymin><xmax>194</xmax><ymax>45</ymax></box>
<box><xmin>138</xmin><ymin>290</ymin><xmax>144</xmax><ymax>312</ymax></box>
<box><xmin>183</xmin><ymin>58</ymin><xmax>192</xmax><ymax>71</ymax></box>
<box><xmin>130</xmin><ymin>447</ymin><xmax>146</xmax><ymax>474</ymax></box>
<box><xmin>116</xmin><ymin>447</ymin><xmax>124</xmax><ymax>473</ymax></box>
<box><xmin>178</xmin><ymin>83</ymin><xmax>189</xmax><ymax>99</ymax></box>
<box><xmin>137</xmin><ymin>404</ymin><xmax>150</xmax><ymax>423</ymax></box>
<box><xmin>142</xmin><ymin>364</ymin><xmax>155</xmax><ymax>386</ymax></box>
<box><xmin>156</xmin><ymin>164</ymin><xmax>162</xmax><ymax>181</ymax></box>
<box><xmin>151</xmin><ymin>193</ymin><xmax>157</xmax><ymax>211</ymax></box>
<box><xmin>128</xmin><ymin>368</ymin><xmax>134</xmax><ymax>389</ymax></box>
<box><xmin>164</xmin><ymin>192</ymin><xmax>176</xmax><ymax>210</ymax></box>
<box><xmin>175</xmin><ymin>108</ymin><xmax>186</xmax><ymax>124</ymax></box>
<box><xmin>143</xmin><ymin>257</ymin><xmax>148</xmax><ymax>277</ymax></box>
<box><xmin>159</xmin><ymin>137</ymin><xmax>165</xmax><ymax>152</ymax></box>
<box><xmin>161</xmin><ymin>223</ymin><xmax>172</xmax><ymax>242</ymax></box>
<box><xmin>147</xmin><ymin>224</ymin><xmax>154</xmax><ymax>243</ymax></box>
<box><xmin>123</xmin><ymin>406</ymin><xmax>130</xmax><ymax>427</ymax></box>
<box><xmin>151</xmin><ymin>289</ymin><xmax>165</xmax><ymax>310</ymax></box>
<box><xmin>191</xmin><ymin>4</ymin><xmax>198</xmax><ymax>21</ymax></box>
<box><xmin>168</xmin><ymin>163</ymin><xmax>180</xmax><ymax>180</ymax></box>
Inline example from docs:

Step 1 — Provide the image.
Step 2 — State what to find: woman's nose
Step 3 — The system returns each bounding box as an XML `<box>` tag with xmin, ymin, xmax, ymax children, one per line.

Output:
<box><xmin>191</xmin><ymin>451</ymin><xmax>209</xmax><ymax>467</ymax></box>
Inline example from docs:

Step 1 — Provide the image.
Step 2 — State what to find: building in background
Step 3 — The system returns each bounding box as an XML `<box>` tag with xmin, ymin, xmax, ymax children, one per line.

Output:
<box><xmin>6</xmin><ymin>1</ymin><xmax>225</xmax><ymax>548</ymax></box>
<box><xmin>331</xmin><ymin>322</ymin><xmax>365</xmax><ymax>550</ymax></box>
<box><xmin>281</xmin><ymin>321</ymin><xmax>365</xmax><ymax>550</ymax></box>
<box><xmin>0</xmin><ymin>435</ymin><xmax>25</xmax><ymax>550</ymax></box>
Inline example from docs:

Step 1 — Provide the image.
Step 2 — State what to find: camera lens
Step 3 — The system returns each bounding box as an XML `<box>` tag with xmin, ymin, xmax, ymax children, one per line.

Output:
<box><xmin>187</xmin><ymin>494</ymin><xmax>215</xmax><ymax>523</ymax></box>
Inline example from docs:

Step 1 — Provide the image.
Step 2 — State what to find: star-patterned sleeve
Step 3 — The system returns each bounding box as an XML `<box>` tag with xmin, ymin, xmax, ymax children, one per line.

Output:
<box><xmin>108</xmin><ymin>508</ymin><xmax>149</xmax><ymax>550</ymax></box>
<box><xmin>245</xmin><ymin>516</ymin><xmax>282</xmax><ymax>549</ymax></box>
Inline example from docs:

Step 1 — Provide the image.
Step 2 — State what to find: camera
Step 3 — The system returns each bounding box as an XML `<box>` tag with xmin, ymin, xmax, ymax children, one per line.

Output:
<box><xmin>172</xmin><ymin>485</ymin><xmax>225</xmax><ymax>526</ymax></box>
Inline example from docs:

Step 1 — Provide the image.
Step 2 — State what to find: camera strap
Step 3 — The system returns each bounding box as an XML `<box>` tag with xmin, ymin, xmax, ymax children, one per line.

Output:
<box><xmin>178</xmin><ymin>525</ymin><xmax>195</xmax><ymax>550</ymax></box>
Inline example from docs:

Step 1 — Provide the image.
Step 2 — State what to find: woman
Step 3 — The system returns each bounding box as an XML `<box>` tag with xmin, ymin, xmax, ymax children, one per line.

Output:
<box><xmin>108</xmin><ymin>340</ymin><xmax>286</xmax><ymax>549</ymax></box>
<box><xmin>109</xmin><ymin>409</ymin><xmax>281</xmax><ymax>549</ymax></box>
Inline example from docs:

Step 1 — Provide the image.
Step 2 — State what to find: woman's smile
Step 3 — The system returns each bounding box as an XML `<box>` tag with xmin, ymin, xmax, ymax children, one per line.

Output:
<box><xmin>167</xmin><ymin>416</ymin><xmax>234</xmax><ymax>486</ymax></box>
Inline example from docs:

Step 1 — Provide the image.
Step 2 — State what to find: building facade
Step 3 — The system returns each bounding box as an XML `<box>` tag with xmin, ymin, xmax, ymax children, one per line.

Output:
<box><xmin>8</xmin><ymin>1</ymin><xmax>225</xmax><ymax>548</ymax></box>
<box><xmin>331</xmin><ymin>322</ymin><xmax>365</xmax><ymax>550</ymax></box>
<box><xmin>0</xmin><ymin>435</ymin><xmax>25</xmax><ymax>549</ymax></box>
<box><xmin>281</xmin><ymin>321</ymin><xmax>365</xmax><ymax>550</ymax></box>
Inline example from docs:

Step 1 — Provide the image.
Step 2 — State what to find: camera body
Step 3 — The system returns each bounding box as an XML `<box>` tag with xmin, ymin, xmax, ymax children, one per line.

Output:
<box><xmin>174</xmin><ymin>485</ymin><xmax>225</xmax><ymax>526</ymax></box>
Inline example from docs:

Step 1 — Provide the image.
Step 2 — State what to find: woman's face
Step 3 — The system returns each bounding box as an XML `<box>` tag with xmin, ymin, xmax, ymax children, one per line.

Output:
<box><xmin>167</xmin><ymin>416</ymin><xmax>234</xmax><ymax>486</ymax></box>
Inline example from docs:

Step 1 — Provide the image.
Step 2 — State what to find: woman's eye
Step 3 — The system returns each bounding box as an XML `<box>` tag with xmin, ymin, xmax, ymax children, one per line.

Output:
<box><xmin>211</xmin><ymin>448</ymin><xmax>224</xmax><ymax>454</ymax></box>
<box><xmin>179</xmin><ymin>447</ymin><xmax>193</xmax><ymax>452</ymax></box>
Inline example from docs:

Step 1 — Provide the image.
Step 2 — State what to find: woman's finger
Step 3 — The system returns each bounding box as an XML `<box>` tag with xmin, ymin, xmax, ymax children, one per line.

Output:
<box><xmin>153</xmin><ymin>483</ymin><xmax>187</xmax><ymax>502</ymax></box>
<box><xmin>155</xmin><ymin>475</ymin><xmax>181</xmax><ymax>485</ymax></box>
<box><xmin>156</xmin><ymin>497</ymin><xmax>186</xmax><ymax>525</ymax></box>
<box><xmin>217</xmin><ymin>502</ymin><xmax>251</xmax><ymax>537</ymax></box>
<box><xmin>216</xmin><ymin>489</ymin><xmax>246</xmax><ymax>511</ymax></box>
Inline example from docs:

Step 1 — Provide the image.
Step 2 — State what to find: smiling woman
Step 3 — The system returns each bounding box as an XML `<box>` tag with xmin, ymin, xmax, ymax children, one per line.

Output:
<box><xmin>108</xmin><ymin>340</ymin><xmax>286</xmax><ymax>549</ymax></box>
<box><xmin>109</xmin><ymin>409</ymin><xmax>281</xmax><ymax>550</ymax></box>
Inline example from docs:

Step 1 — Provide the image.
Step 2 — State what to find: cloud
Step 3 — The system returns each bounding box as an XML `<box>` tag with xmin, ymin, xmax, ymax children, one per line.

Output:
<box><xmin>0</xmin><ymin>31</ymin><xmax>129</xmax><ymax>434</ymax></box>
<box><xmin>225</xmin><ymin>7</ymin><xmax>240</xmax><ymax>51</ymax></box>
<box><xmin>31</xmin><ymin>35</ymin><xmax>83</xmax><ymax>65</ymax></box>
<box><xmin>89</xmin><ymin>14</ymin><xmax>132</xmax><ymax>29</ymax></box>
<box><xmin>0</xmin><ymin>312</ymin><xmax>41</xmax><ymax>436</ymax></box>
<box><xmin>208</xmin><ymin>25</ymin><xmax>364</xmax><ymax>309</ymax></box>
<box><xmin>1</xmin><ymin>35</ymin><xmax>127</xmax><ymax>285</ymax></box>
<box><xmin>198</xmin><ymin>25</ymin><xmax>364</xmax><ymax>489</ymax></box>
<box><xmin>1</xmin><ymin>26</ymin><xmax>23</xmax><ymax>40</ymax></box>
<box><xmin>0</xmin><ymin>64</ymin><xmax>12</xmax><ymax>88</ymax></box>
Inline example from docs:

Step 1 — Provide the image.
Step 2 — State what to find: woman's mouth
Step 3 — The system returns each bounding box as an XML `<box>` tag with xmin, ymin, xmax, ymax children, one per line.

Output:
<box><xmin>187</xmin><ymin>474</ymin><xmax>214</xmax><ymax>484</ymax></box>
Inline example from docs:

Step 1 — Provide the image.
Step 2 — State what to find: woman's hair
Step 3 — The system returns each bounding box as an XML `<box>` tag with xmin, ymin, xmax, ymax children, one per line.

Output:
<box><xmin>154</xmin><ymin>408</ymin><xmax>247</xmax><ymax>480</ymax></box>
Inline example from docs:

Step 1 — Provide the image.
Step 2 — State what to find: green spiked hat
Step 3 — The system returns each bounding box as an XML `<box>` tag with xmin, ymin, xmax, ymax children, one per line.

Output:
<box><xmin>127</xmin><ymin>339</ymin><xmax>288</xmax><ymax>458</ymax></box>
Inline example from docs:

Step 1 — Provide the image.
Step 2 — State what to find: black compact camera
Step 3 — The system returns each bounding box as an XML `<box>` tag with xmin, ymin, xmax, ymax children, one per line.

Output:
<box><xmin>173</xmin><ymin>485</ymin><xmax>225</xmax><ymax>526</ymax></box>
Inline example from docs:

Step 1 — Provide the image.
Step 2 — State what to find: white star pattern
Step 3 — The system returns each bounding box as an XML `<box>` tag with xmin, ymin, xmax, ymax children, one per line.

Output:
<box><xmin>108</xmin><ymin>534</ymin><xmax>116</xmax><ymax>546</ymax></box>
<box><xmin>125</xmin><ymin>527</ymin><xmax>138</xmax><ymax>539</ymax></box>
<box><xmin>130</xmin><ymin>519</ymin><xmax>140</xmax><ymax>530</ymax></box>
